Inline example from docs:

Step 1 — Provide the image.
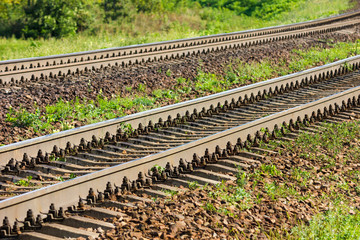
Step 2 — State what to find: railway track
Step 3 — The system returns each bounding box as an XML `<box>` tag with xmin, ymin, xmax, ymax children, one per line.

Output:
<box><xmin>1</xmin><ymin>55</ymin><xmax>359</xmax><ymax>163</ymax></box>
<box><xmin>0</xmin><ymin>54</ymin><xmax>360</xmax><ymax>238</ymax></box>
<box><xmin>3</xmin><ymin>77</ymin><xmax>360</xmax><ymax>239</ymax></box>
<box><xmin>1</xmin><ymin>65</ymin><xmax>360</xmax><ymax>199</ymax></box>
<box><xmin>0</xmin><ymin>10</ymin><xmax>360</xmax><ymax>85</ymax></box>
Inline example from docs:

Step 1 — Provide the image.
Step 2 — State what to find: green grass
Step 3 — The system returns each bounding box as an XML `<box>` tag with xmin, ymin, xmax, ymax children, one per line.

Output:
<box><xmin>202</xmin><ymin>166</ymin><xmax>253</xmax><ymax>216</ymax></box>
<box><xmin>204</xmin><ymin>179</ymin><xmax>252</xmax><ymax>216</ymax></box>
<box><xmin>236</xmin><ymin>41</ymin><xmax>360</xmax><ymax>82</ymax></box>
<box><xmin>292</xmin><ymin>203</ymin><xmax>360</xmax><ymax>239</ymax></box>
<box><xmin>151</xmin><ymin>164</ymin><xmax>165</xmax><ymax>174</ymax></box>
<box><xmin>162</xmin><ymin>189</ymin><xmax>178</xmax><ymax>196</ymax></box>
<box><xmin>264</xmin><ymin>181</ymin><xmax>298</xmax><ymax>201</ymax></box>
<box><xmin>6</xmin><ymin>95</ymin><xmax>157</xmax><ymax>133</ymax></box>
<box><xmin>188</xmin><ymin>181</ymin><xmax>200</xmax><ymax>190</ymax></box>
<box><xmin>0</xmin><ymin>0</ymin><xmax>353</xmax><ymax>60</ymax></box>
<box><xmin>277</xmin><ymin>120</ymin><xmax>360</xmax><ymax>165</ymax></box>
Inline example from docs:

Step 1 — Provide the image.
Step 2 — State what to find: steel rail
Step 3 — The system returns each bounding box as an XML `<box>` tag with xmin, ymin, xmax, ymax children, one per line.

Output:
<box><xmin>1</xmin><ymin>81</ymin><xmax>359</xmax><ymax>224</ymax></box>
<box><xmin>0</xmin><ymin>72</ymin><xmax>357</xmax><ymax>200</ymax></box>
<box><xmin>0</xmin><ymin>10</ymin><xmax>359</xmax><ymax>84</ymax></box>
<box><xmin>1</xmin><ymin>55</ymin><xmax>359</xmax><ymax>164</ymax></box>
<box><xmin>0</xmin><ymin>72</ymin><xmax>358</xmax><ymax>184</ymax></box>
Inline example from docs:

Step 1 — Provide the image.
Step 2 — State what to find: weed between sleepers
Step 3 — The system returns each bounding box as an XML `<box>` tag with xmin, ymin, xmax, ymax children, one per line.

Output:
<box><xmin>161</xmin><ymin>189</ymin><xmax>178</xmax><ymax>196</ymax></box>
<box><xmin>5</xmin><ymin>41</ymin><xmax>360</xmax><ymax>138</ymax></box>
<box><xmin>151</xmin><ymin>165</ymin><xmax>165</xmax><ymax>174</ymax></box>
<box><xmin>15</xmin><ymin>176</ymin><xmax>33</xmax><ymax>187</ymax></box>
<box><xmin>265</xmin><ymin>120</ymin><xmax>360</xmax><ymax>167</ymax></box>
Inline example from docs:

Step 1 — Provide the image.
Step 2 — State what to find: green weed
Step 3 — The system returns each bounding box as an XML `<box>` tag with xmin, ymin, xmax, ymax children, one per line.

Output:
<box><xmin>152</xmin><ymin>89</ymin><xmax>163</xmax><ymax>99</ymax></box>
<box><xmin>236</xmin><ymin>169</ymin><xmax>248</xmax><ymax>188</ymax></box>
<box><xmin>188</xmin><ymin>181</ymin><xmax>199</xmax><ymax>190</ymax></box>
<box><xmin>166</xmin><ymin>69</ymin><xmax>172</xmax><ymax>77</ymax></box>
<box><xmin>292</xmin><ymin>204</ymin><xmax>360</xmax><ymax>239</ymax></box>
<box><xmin>162</xmin><ymin>189</ymin><xmax>178</xmax><ymax>196</ymax></box>
<box><xmin>125</xmin><ymin>86</ymin><xmax>133</xmax><ymax>92</ymax></box>
<box><xmin>15</xmin><ymin>176</ymin><xmax>33</xmax><ymax>187</ymax></box>
<box><xmin>176</xmin><ymin>77</ymin><xmax>186</xmax><ymax>85</ymax></box>
<box><xmin>204</xmin><ymin>202</ymin><xmax>217</xmax><ymax>212</ymax></box>
<box><xmin>264</xmin><ymin>181</ymin><xmax>297</xmax><ymax>200</ymax></box>
<box><xmin>137</xmin><ymin>83</ymin><xmax>146</xmax><ymax>93</ymax></box>
<box><xmin>281</xmin><ymin>121</ymin><xmax>360</xmax><ymax>163</ymax></box>
<box><xmin>205</xmin><ymin>179</ymin><xmax>252</xmax><ymax>214</ymax></box>
<box><xmin>151</xmin><ymin>164</ymin><xmax>165</xmax><ymax>173</ymax></box>
<box><xmin>194</xmin><ymin>71</ymin><xmax>223</xmax><ymax>93</ymax></box>
<box><xmin>119</xmin><ymin>122</ymin><xmax>133</xmax><ymax>133</ymax></box>
<box><xmin>292</xmin><ymin>168</ymin><xmax>311</xmax><ymax>186</ymax></box>
<box><xmin>57</xmin><ymin>176</ymin><xmax>65</xmax><ymax>181</ymax></box>
<box><xmin>260</xmin><ymin>164</ymin><xmax>282</xmax><ymax>177</ymax></box>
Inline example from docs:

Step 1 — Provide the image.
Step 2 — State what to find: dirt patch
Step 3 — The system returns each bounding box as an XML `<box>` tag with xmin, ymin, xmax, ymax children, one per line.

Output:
<box><xmin>99</xmin><ymin>186</ymin><xmax>315</xmax><ymax>239</ymax></box>
<box><xmin>1</xmin><ymin>28</ymin><xmax>360</xmax><ymax>145</ymax></box>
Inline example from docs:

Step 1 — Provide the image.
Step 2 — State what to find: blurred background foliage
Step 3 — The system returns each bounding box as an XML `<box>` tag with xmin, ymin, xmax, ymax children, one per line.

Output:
<box><xmin>0</xmin><ymin>0</ymin><xmax>352</xmax><ymax>60</ymax></box>
<box><xmin>0</xmin><ymin>0</ymin><xmax>303</xmax><ymax>39</ymax></box>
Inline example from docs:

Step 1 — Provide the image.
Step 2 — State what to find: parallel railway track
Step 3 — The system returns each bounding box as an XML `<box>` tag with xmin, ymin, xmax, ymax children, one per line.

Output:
<box><xmin>1</xmin><ymin>66</ymin><xmax>360</xmax><ymax>198</ymax></box>
<box><xmin>0</xmin><ymin>55</ymin><xmax>360</xmax><ymax>238</ymax></box>
<box><xmin>18</xmin><ymin>106</ymin><xmax>360</xmax><ymax>240</ymax></box>
<box><xmin>2</xmin><ymin>77</ymin><xmax>360</xmax><ymax>239</ymax></box>
<box><xmin>1</xmin><ymin>55</ymin><xmax>359</xmax><ymax>163</ymax></box>
<box><xmin>0</xmin><ymin>10</ymin><xmax>360</xmax><ymax>85</ymax></box>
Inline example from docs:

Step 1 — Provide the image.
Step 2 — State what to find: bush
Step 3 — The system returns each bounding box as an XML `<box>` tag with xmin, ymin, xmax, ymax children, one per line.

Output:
<box><xmin>22</xmin><ymin>0</ymin><xmax>93</xmax><ymax>38</ymax></box>
<box><xmin>192</xmin><ymin>0</ymin><xmax>304</xmax><ymax>19</ymax></box>
<box><xmin>192</xmin><ymin>0</ymin><xmax>260</xmax><ymax>15</ymax></box>
<box><xmin>0</xmin><ymin>0</ymin><xmax>93</xmax><ymax>38</ymax></box>
<box><xmin>102</xmin><ymin>0</ymin><xmax>190</xmax><ymax>21</ymax></box>
<box><xmin>0</xmin><ymin>0</ymin><xmax>25</xmax><ymax>37</ymax></box>
<box><xmin>252</xmin><ymin>0</ymin><xmax>303</xmax><ymax>20</ymax></box>
<box><xmin>102</xmin><ymin>0</ymin><xmax>137</xmax><ymax>20</ymax></box>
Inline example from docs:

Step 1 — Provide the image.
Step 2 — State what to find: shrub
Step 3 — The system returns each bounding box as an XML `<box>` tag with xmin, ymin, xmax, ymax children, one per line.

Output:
<box><xmin>0</xmin><ymin>0</ymin><xmax>93</xmax><ymax>38</ymax></box>
<box><xmin>252</xmin><ymin>0</ymin><xmax>303</xmax><ymax>20</ymax></box>
<box><xmin>102</xmin><ymin>0</ymin><xmax>137</xmax><ymax>20</ymax></box>
<box><xmin>22</xmin><ymin>0</ymin><xmax>93</xmax><ymax>38</ymax></box>
<box><xmin>192</xmin><ymin>0</ymin><xmax>304</xmax><ymax>19</ymax></box>
<box><xmin>102</xmin><ymin>0</ymin><xmax>190</xmax><ymax>21</ymax></box>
